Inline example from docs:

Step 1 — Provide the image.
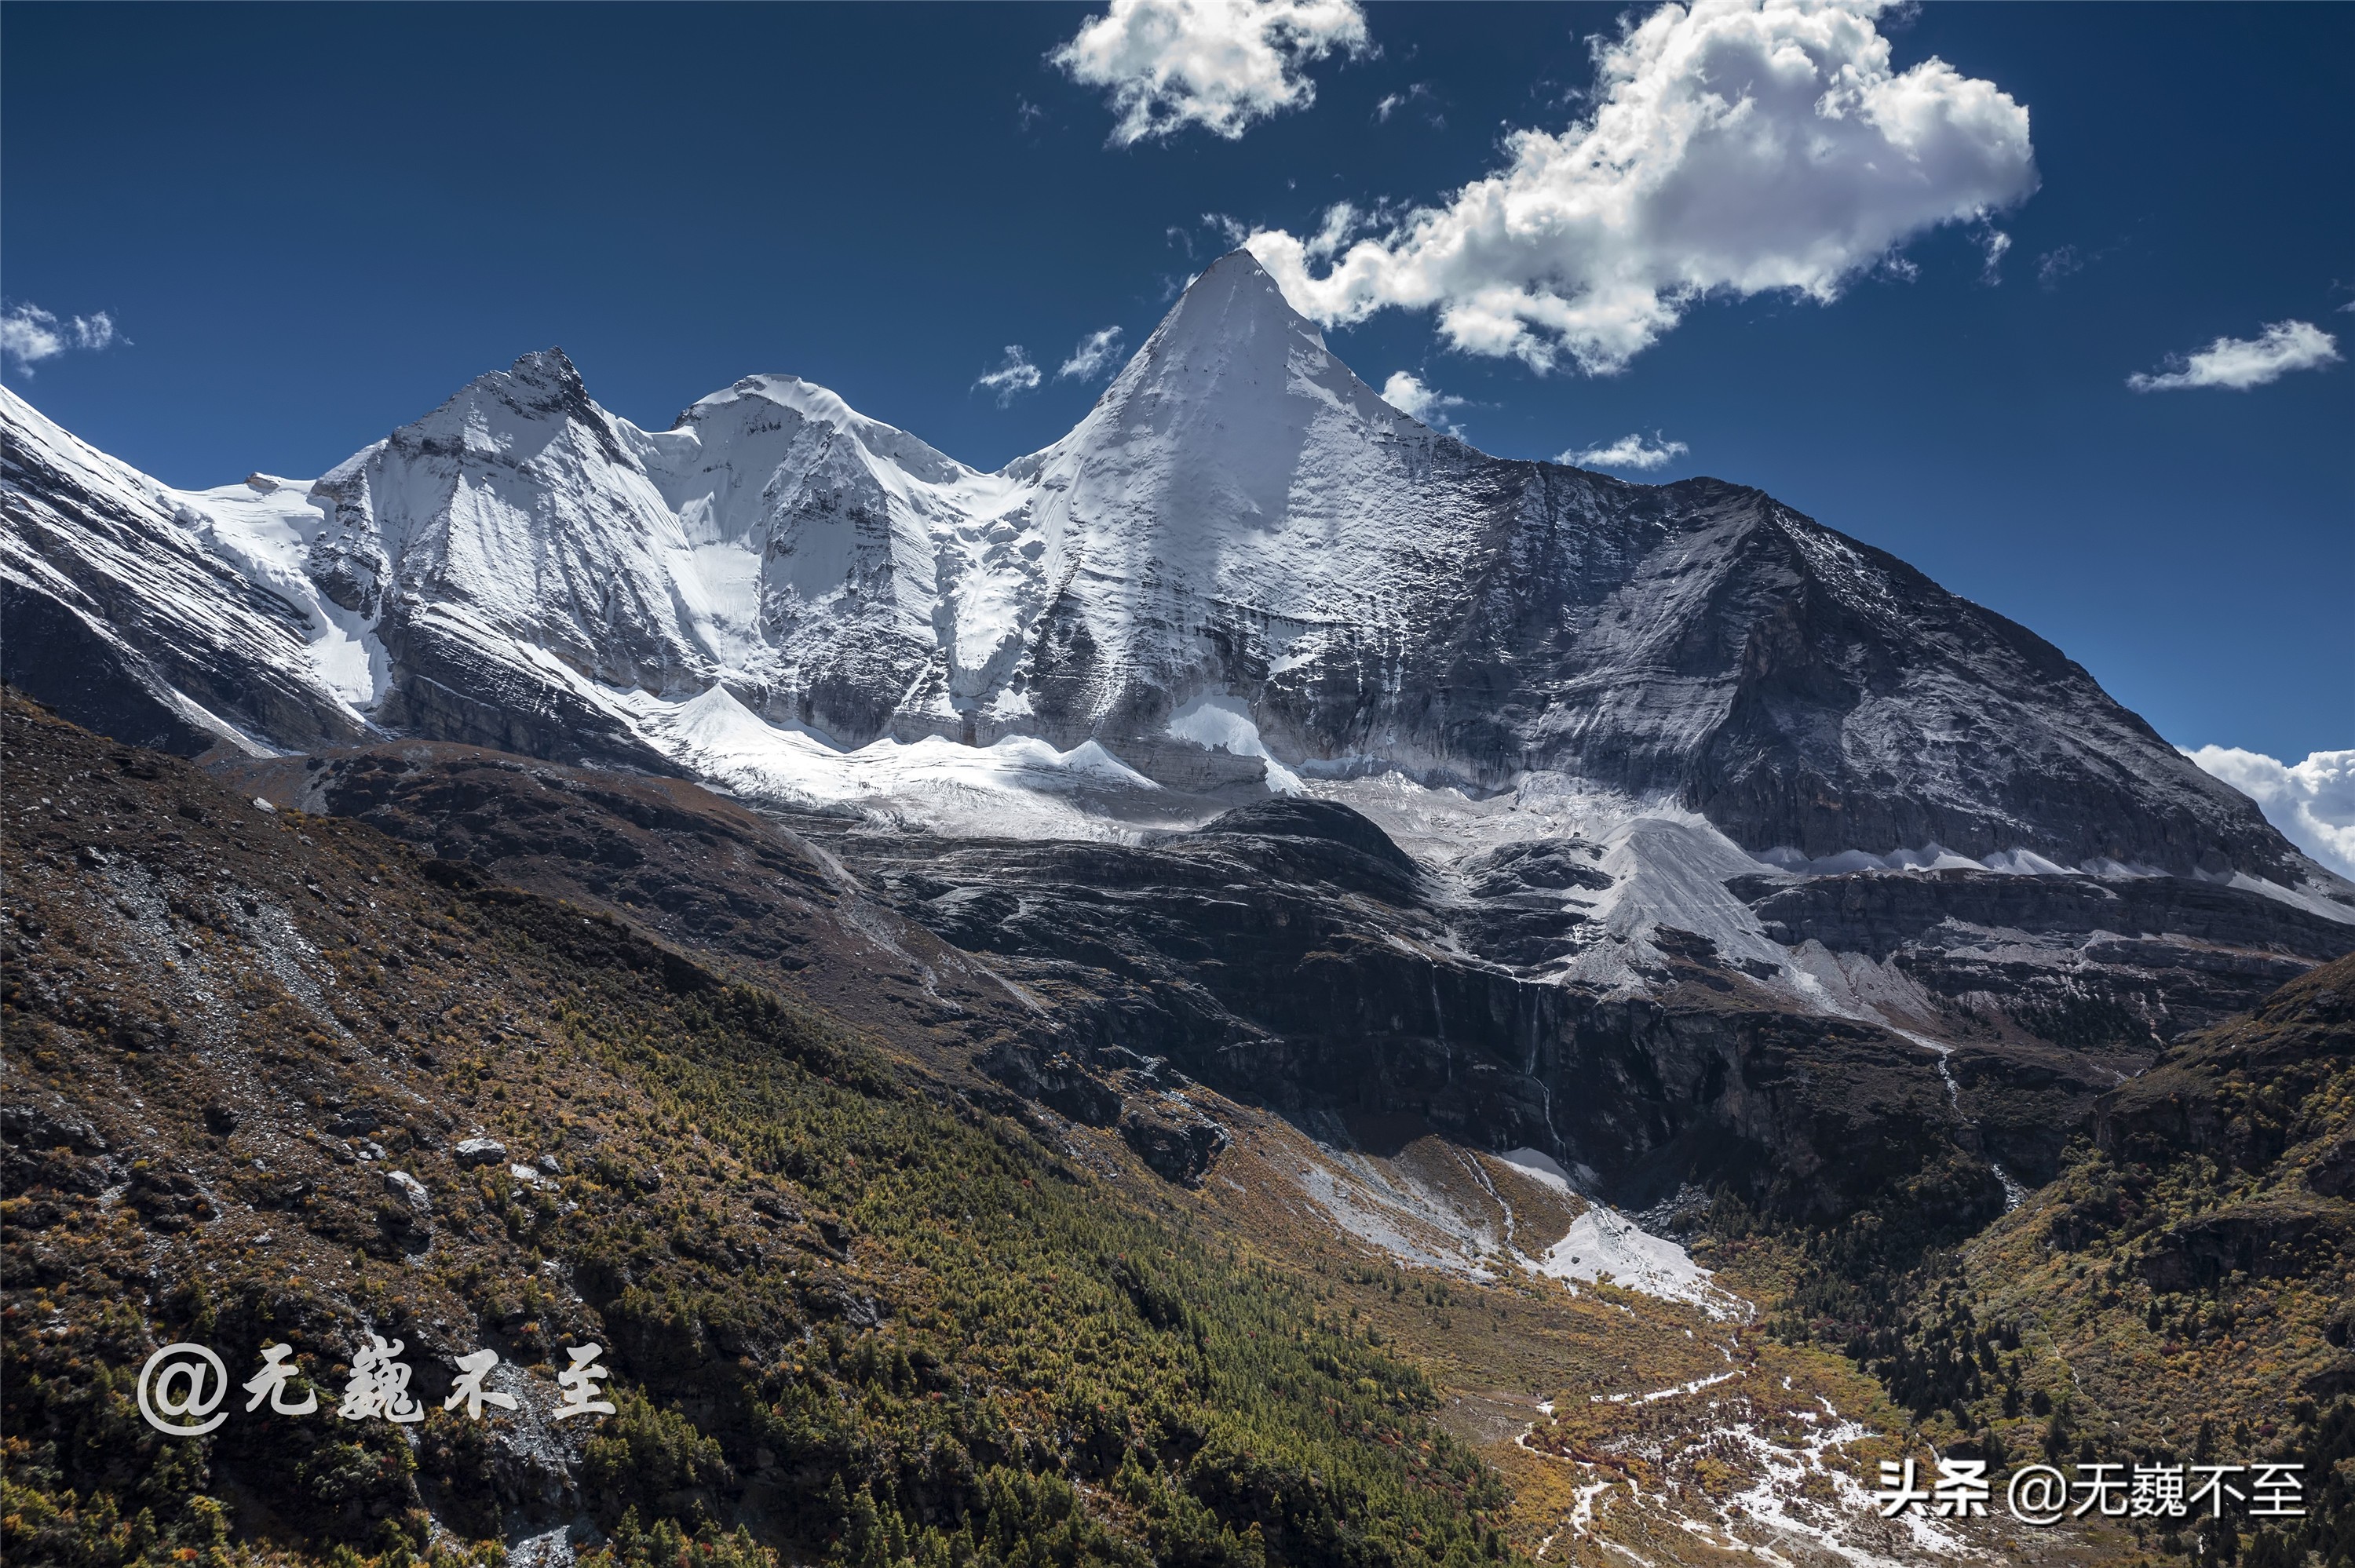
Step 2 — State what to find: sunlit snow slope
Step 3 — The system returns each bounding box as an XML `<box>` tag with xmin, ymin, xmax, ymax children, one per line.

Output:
<box><xmin>0</xmin><ymin>252</ymin><xmax>2334</xmax><ymax>896</ymax></box>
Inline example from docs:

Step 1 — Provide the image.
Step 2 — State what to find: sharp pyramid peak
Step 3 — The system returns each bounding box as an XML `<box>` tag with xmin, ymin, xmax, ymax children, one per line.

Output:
<box><xmin>1155</xmin><ymin>247</ymin><xmax>1324</xmax><ymax>348</ymax></box>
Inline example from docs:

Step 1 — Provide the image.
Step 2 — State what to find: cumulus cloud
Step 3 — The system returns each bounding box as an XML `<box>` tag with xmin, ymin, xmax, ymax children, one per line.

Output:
<box><xmin>2188</xmin><ymin>747</ymin><xmax>2355</xmax><ymax>881</ymax></box>
<box><xmin>1057</xmin><ymin>326</ymin><xmax>1128</xmax><ymax>381</ymax></box>
<box><xmin>974</xmin><ymin>346</ymin><xmax>1042</xmax><ymax>405</ymax></box>
<box><xmin>1053</xmin><ymin>0</ymin><xmax>1371</xmax><ymax>145</ymax></box>
<box><xmin>1244</xmin><ymin>0</ymin><xmax>2036</xmax><ymax>373</ymax></box>
<box><xmin>2127</xmin><ymin>320</ymin><xmax>2340</xmax><ymax>392</ymax></box>
<box><xmin>2</xmin><ymin>301</ymin><xmax>119</xmax><ymax>376</ymax></box>
<box><xmin>1560</xmin><ymin>431</ymin><xmax>1689</xmax><ymax>470</ymax></box>
<box><xmin>1378</xmin><ymin>370</ymin><xmax>1465</xmax><ymax>431</ymax></box>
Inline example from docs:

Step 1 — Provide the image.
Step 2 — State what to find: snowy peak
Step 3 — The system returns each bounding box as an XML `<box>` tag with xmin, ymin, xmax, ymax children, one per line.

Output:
<box><xmin>395</xmin><ymin>346</ymin><xmax>630</xmax><ymax>469</ymax></box>
<box><xmin>676</xmin><ymin>374</ymin><xmax>972</xmax><ymax>487</ymax></box>
<box><xmin>0</xmin><ymin>291</ymin><xmax>2330</xmax><ymax>892</ymax></box>
<box><xmin>1163</xmin><ymin>248</ymin><xmax>1326</xmax><ymax>352</ymax></box>
<box><xmin>1127</xmin><ymin>247</ymin><xmax>1331</xmax><ymax>381</ymax></box>
<box><xmin>935</xmin><ymin>250</ymin><xmax>1494</xmax><ymax>757</ymax></box>
<box><xmin>1064</xmin><ymin>249</ymin><xmax>1414</xmax><ymax>465</ymax></box>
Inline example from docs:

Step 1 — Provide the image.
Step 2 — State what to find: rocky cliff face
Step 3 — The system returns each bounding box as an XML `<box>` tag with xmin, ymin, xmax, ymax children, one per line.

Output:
<box><xmin>7</xmin><ymin>252</ymin><xmax>2352</xmax><ymax>1228</ymax></box>
<box><xmin>215</xmin><ymin>738</ymin><xmax>2347</xmax><ymax>1234</ymax></box>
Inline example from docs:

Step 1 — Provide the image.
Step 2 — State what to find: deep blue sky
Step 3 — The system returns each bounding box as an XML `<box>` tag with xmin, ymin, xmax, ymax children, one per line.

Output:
<box><xmin>5</xmin><ymin>2</ymin><xmax>2348</xmax><ymax>760</ymax></box>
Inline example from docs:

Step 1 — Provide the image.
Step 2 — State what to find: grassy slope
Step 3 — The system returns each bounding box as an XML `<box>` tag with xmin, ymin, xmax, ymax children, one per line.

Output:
<box><xmin>0</xmin><ymin>693</ymin><xmax>1512</xmax><ymax>1568</ymax></box>
<box><xmin>1729</xmin><ymin>953</ymin><xmax>2355</xmax><ymax>1564</ymax></box>
<box><xmin>13</xmin><ymin>684</ymin><xmax>2348</xmax><ymax>1568</ymax></box>
<box><xmin>1955</xmin><ymin>953</ymin><xmax>2355</xmax><ymax>1563</ymax></box>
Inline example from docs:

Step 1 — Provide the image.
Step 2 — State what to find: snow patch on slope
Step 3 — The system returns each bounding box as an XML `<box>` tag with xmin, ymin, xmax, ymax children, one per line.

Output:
<box><xmin>1167</xmin><ymin>692</ymin><xmax>1304</xmax><ymax>793</ymax></box>
<box><xmin>1534</xmin><ymin>1207</ymin><xmax>1738</xmax><ymax>1320</ymax></box>
<box><xmin>175</xmin><ymin>478</ymin><xmax>390</xmax><ymax>708</ymax></box>
<box><xmin>632</xmin><ymin>683</ymin><xmax>1162</xmax><ymax>839</ymax></box>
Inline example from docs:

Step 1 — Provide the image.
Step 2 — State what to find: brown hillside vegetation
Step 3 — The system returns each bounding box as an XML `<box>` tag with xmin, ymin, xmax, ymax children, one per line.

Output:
<box><xmin>1964</xmin><ymin>950</ymin><xmax>2355</xmax><ymax>1449</ymax></box>
<box><xmin>0</xmin><ymin>691</ymin><xmax>1517</xmax><ymax>1568</ymax></box>
<box><xmin>10</xmin><ymin>687</ymin><xmax>2348</xmax><ymax>1568</ymax></box>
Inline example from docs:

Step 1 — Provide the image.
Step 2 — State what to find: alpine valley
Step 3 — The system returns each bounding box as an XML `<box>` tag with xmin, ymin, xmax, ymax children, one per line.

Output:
<box><xmin>6</xmin><ymin>253</ymin><xmax>2353</xmax><ymax>1568</ymax></box>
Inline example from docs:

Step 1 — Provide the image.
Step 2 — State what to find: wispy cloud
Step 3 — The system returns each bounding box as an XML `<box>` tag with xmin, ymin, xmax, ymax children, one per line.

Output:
<box><xmin>1053</xmin><ymin>0</ymin><xmax>1371</xmax><ymax>146</ymax></box>
<box><xmin>1378</xmin><ymin>370</ymin><xmax>1463</xmax><ymax>432</ymax></box>
<box><xmin>2187</xmin><ymin>746</ymin><xmax>2355</xmax><ymax>880</ymax></box>
<box><xmin>1558</xmin><ymin>432</ymin><xmax>1689</xmax><ymax>471</ymax></box>
<box><xmin>2036</xmin><ymin>245</ymin><xmax>2083</xmax><ymax>290</ymax></box>
<box><xmin>1245</xmin><ymin>0</ymin><xmax>2036</xmax><ymax>374</ymax></box>
<box><xmin>1373</xmin><ymin>82</ymin><xmax>1437</xmax><ymax>126</ymax></box>
<box><xmin>1202</xmin><ymin>211</ymin><xmax>1250</xmax><ymax>247</ymax></box>
<box><xmin>974</xmin><ymin>346</ymin><xmax>1043</xmax><ymax>406</ymax></box>
<box><xmin>2</xmin><ymin>301</ymin><xmax>120</xmax><ymax>377</ymax></box>
<box><xmin>2127</xmin><ymin>320</ymin><xmax>2340</xmax><ymax>392</ymax></box>
<box><xmin>1978</xmin><ymin>228</ymin><xmax>2012</xmax><ymax>285</ymax></box>
<box><xmin>1057</xmin><ymin>326</ymin><xmax>1128</xmax><ymax>381</ymax></box>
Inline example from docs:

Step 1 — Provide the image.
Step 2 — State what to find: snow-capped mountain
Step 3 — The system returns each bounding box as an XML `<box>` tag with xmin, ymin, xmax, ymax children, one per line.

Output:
<box><xmin>0</xmin><ymin>250</ymin><xmax>2336</xmax><ymax>901</ymax></box>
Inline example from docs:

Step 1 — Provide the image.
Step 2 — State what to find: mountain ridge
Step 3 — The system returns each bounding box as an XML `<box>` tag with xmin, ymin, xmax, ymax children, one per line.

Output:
<box><xmin>2</xmin><ymin>252</ymin><xmax>2325</xmax><ymax>902</ymax></box>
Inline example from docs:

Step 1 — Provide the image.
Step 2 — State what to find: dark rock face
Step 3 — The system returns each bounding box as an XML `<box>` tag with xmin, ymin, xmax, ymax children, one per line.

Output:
<box><xmin>838</xmin><ymin>802</ymin><xmax>2004</xmax><ymax>1230</ymax></box>
<box><xmin>1721</xmin><ymin>866</ymin><xmax>2355</xmax><ymax>1182</ymax></box>
<box><xmin>1738</xmin><ymin>869</ymin><xmax>2352</xmax><ymax>970</ymax></box>
<box><xmin>2309</xmin><ymin>1136</ymin><xmax>2355</xmax><ymax>1200</ymax></box>
<box><xmin>371</xmin><ymin>612</ymin><xmax>677</xmax><ymax>775</ymax></box>
<box><xmin>238</xmin><ymin>732</ymin><xmax>2342</xmax><ymax>1229</ymax></box>
<box><xmin>2132</xmin><ymin>1201</ymin><xmax>2348</xmax><ymax>1293</ymax></box>
<box><xmin>1118</xmin><ymin>1103</ymin><xmax>1230</xmax><ymax>1187</ymax></box>
<box><xmin>2094</xmin><ymin>951</ymin><xmax>2355</xmax><ymax>1174</ymax></box>
<box><xmin>1734</xmin><ymin>867</ymin><xmax>2353</xmax><ymax>1052</ymax></box>
<box><xmin>206</xmin><ymin>742</ymin><xmax>1047</xmax><ymax>1072</ymax></box>
<box><xmin>229</xmin><ymin>738</ymin><xmax>2010</xmax><ymax>1223</ymax></box>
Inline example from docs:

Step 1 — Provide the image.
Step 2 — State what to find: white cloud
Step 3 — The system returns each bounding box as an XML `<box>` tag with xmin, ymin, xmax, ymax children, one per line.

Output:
<box><xmin>2127</xmin><ymin>320</ymin><xmax>2340</xmax><ymax>392</ymax></box>
<box><xmin>2</xmin><ymin>301</ymin><xmax>119</xmax><ymax>376</ymax></box>
<box><xmin>1560</xmin><ymin>431</ymin><xmax>1689</xmax><ymax>470</ymax></box>
<box><xmin>1374</xmin><ymin>82</ymin><xmax>1434</xmax><ymax>125</ymax></box>
<box><xmin>1244</xmin><ymin>0</ymin><xmax>2036</xmax><ymax>373</ymax></box>
<box><xmin>1203</xmin><ymin>211</ymin><xmax>1251</xmax><ymax>246</ymax></box>
<box><xmin>1057</xmin><ymin>326</ymin><xmax>1128</xmax><ymax>381</ymax></box>
<box><xmin>974</xmin><ymin>346</ymin><xmax>1043</xmax><ymax>405</ymax></box>
<box><xmin>1053</xmin><ymin>0</ymin><xmax>1371</xmax><ymax>145</ymax></box>
<box><xmin>2188</xmin><ymin>746</ymin><xmax>2355</xmax><ymax>881</ymax></box>
<box><xmin>1978</xmin><ymin>228</ymin><xmax>2011</xmax><ymax>283</ymax></box>
<box><xmin>1378</xmin><ymin>370</ymin><xmax>1465</xmax><ymax>431</ymax></box>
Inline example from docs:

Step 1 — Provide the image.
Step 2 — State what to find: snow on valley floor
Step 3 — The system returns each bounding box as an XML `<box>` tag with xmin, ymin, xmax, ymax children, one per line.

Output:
<box><xmin>1493</xmin><ymin>1147</ymin><xmax>1747</xmax><ymax>1323</ymax></box>
<box><xmin>1261</xmin><ymin>1129</ymin><xmax>1969</xmax><ymax>1565</ymax></box>
<box><xmin>1272</xmin><ymin>1127</ymin><xmax>1745</xmax><ymax>1323</ymax></box>
<box><xmin>1536</xmin><ymin>1209</ymin><xmax>1728</xmax><ymax>1318</ymax></box>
